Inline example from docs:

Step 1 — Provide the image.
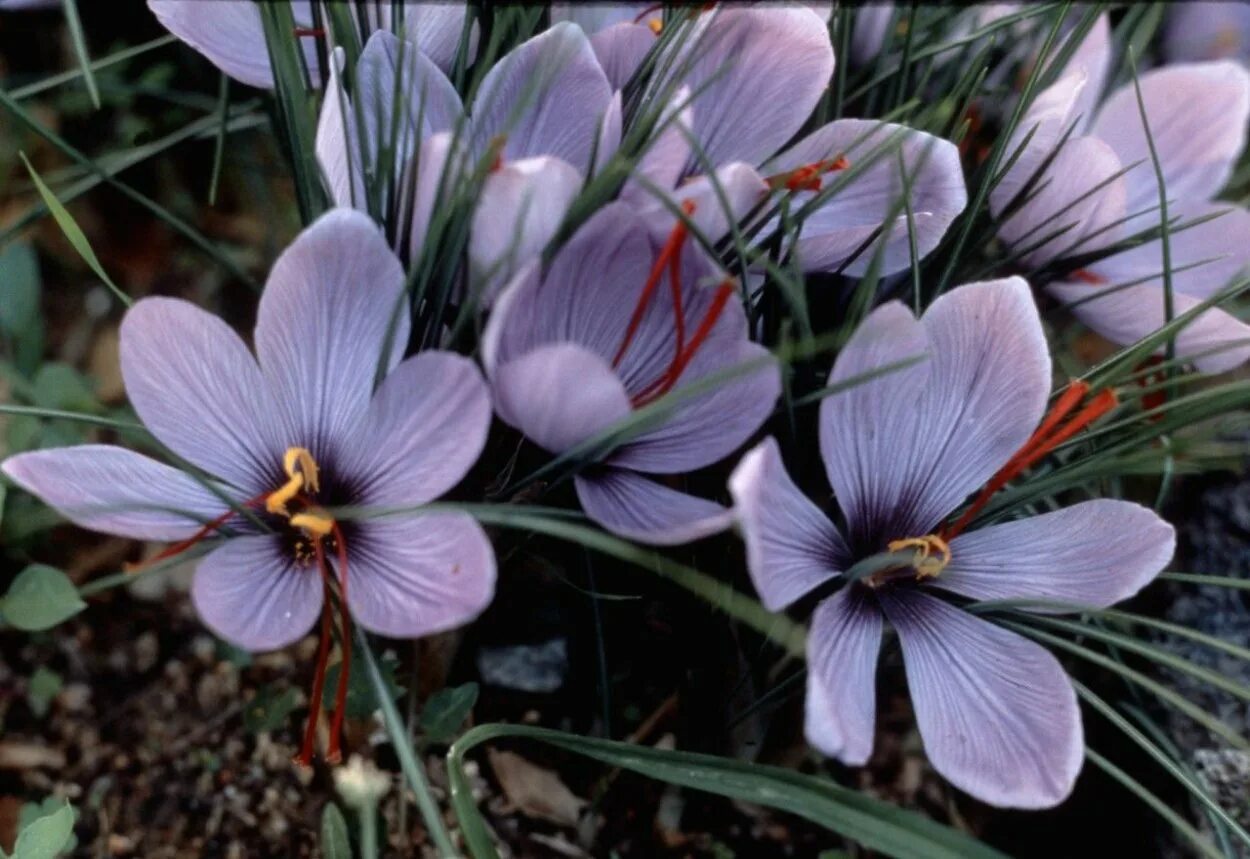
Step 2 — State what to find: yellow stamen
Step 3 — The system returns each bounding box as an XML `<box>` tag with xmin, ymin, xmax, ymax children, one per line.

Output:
<box><xmin>266</xmin><ymin>446</ymin><xmax>320</xmax><ymax>515</ymax></box>
<box><xmin>291</xmin><ymin>509</ymin><xmax>335</xmax><ymax>538</ymax></box>
<box><xmin>647</xmin><ymin>18</ymin><xmax>662</xmax><ymax>35</ymax></box>
<box><xmin>887</xmin><ymin>534</ymin><xmax>951</xmax><ymax>580</ymax></box>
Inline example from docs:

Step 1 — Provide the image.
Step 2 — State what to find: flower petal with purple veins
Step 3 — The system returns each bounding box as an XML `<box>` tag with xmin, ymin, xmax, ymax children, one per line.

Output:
<box><xmin>728</xmin><ymin>437</ymin><xmax>849</xmax><ymax>612</ymax></box>
<box><xmin>471</xmin><ymin>22</ymin><xmax>613</xmax><ymax>173</ymax></box>
<box><xmin>1043</xmin><ymin>12</ymin><xmax>1111</xmax><ymax>135</ymax></box>
<box><xmin>590</xmin><ymin>22</ymin><xmax>657</xmax><ymax>90</ymax></box>
<box><xmin>996</xmin><ymin>136</ymin><xmax>1128</xmax><ymax>266</ymax></box>
<box><xmin>191</xmin><ymin>535</ymin><xmax>324</xmax><ymax>652</ymax></box>
<box><xmin>338</xmin><ymin>351</ymin><xmax>492</xmax><ymax>508</ymax></box>
<box><xmin>147</xmin><ymin>0</ymin><xmax>275</xmax><ymax>89</ymax></box>
<box><xmin>492</xmin><ymin>343</ymin><xmax>633</xmax><ymax>455</ymax></box>
<box><xmin>254</xmin><ymin>209</ymin><xmax>409</xmax><ymax>455</ymax></box>
<box><xmin>618</xmin><ymin>86</ymin><xmax>694</xmax><ymax>208</ymax></box>
<box><xmin>662</xmin><ymin>7</ymin><xmax>834</xmax><ymax>170</ymax></box>
<box><xmin>880</xmin><ymin>588</ymin><xmax>1083</xmax><ymax>809</ymax></box>
<box><xmin>395</xmin><ymin>2</ymin><xmax>476</xmax><ymax>73</ymax></box>
<box><xmin>821</xmin><ymin>279</ymin><xmax>1050</xmax><ymax>544</ymax></box>
<box><xmin>806</xmin><ymin>587</ymin><xmax>882</xmax><ymax>765</ymax></box>
<box><xmin>1165</xmin><ymin>2</ymin><xmax>1250</xmax><ymax>64</ymax></box>
<box><xmin>2</xmin><ymin>445</ymin><xmax>228</xmax><ymax>541</ymax></box>
<box><xmin>1091</xmin><ymin>61</ymin><xmax>1250</xmax><ymax>212</ymax></box>
<box><xmin>763</xmin><ymin>120</ymin><xmax>967</xmax><ymax>276</ymax></box>
<box><xmin>635</xmin><ymin>162</ymin><xmax>769</xmax><ymax>245</ymax></box>
<box><xmin>345</xmin><ymin>513</ymin><xmax>496</xmax><ymax>638</ymax></box>
<box><xmin>574</xmin><ymin>469</ymin><xmax>736</xmax><ymax>546</ymax></box>
<box><xmin>356</xmin><ymin>31</ymin><xmax>463</xmax><ymax>167</ymax></box>
<box><xmin>470</xmin><ymin>156</ymin><xmax>584</xmax><ymax>304</ymax></box>
<box><xmin>1048</xmin><ymin>281</ymin><xmax>1250</xmax><ymax>374</ymax></box>
<box><xmin>936</xmin><ymin>500</ymin><xmax>1175</xmax><ymax>610</ymax></box>
<box><xmin>316</xmin><ymin>47</ymin><xmax>366</xmax><ymax>211</ymax></box>
<box><xmin>550</xmin><ymin>3</ymin><xmax>658</xmax><ymax>35</ymax></box>
<box><xmin>119</xmin><ymin>296</ymin><xmax>282</xmax><ymax>494</ymax></box>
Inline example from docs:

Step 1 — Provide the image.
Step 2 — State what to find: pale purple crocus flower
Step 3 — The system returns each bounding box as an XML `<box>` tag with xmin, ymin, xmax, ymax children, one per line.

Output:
<box><xmin>148</xmin><ymin>0</ymin><xmax>472</xmax><ymax>88</ymax></box>
<box><xmin>315</xmin><ymin>25</ymin><xmax>617</xmax><ymax>303</ymax></box>
<box><xmin>482</xmin><ymin>201</ymin><xmax>780</xmax><ymax>546</ymax></box>
<box><xmin>1165</xmin><ymin>2</ymin><xmax>1250</xmax><ymax>66</ymax></box>
<box><xmin>728</xmin><ymin>277</ymin><xmax>1175</xmax><ymax>808</ymax></box>
<box><xmin>580</xmin><ymin>5</ymin><xmax>967</xmax><ymax>277</ymax></box>
<box><xmin>1</xmin><ymin>209</ymin><xmax>495</xmax><ymax>763</ymax></box>
<box><xmin>993</xmin><ymin>14</ymin><xmax>1250</xmax><ymax>372</ymax></box>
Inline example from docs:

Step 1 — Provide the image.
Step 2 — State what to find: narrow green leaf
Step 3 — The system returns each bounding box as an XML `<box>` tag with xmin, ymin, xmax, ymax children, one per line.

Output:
<box><xmin>17</xmin><ymin>153</ymin><xmax>130</xmax><ymax>307</ymax></box>
<box><xmin>448</xmin><ymin>724</ymin><xmax>1009</xmax><ymax>859</ymax></box>
<box><xmin>1</xmin><ymin>565</ymin><xmax>86</xmax><ymax>632</ymax></box>
<box><xmin>320</xmin><ymin>803</ymin><xmax>353</xmax><ymax>859</ymax></box>
<box><xmin>12</xmin><ymin>800</ymin><xmax>75</xmax><ymax>859</ymax></box>
<box><xmin>60</xmin><ymin>0</ymin><xmax>99</xmax><ymax>109</ymax></box>
<box><xmin>420</xmin><ymin>682</ymin><xmax>480</xmax><ymax>743</ymax></box>
<box><xmin>0</xmin><ymin>242</ymin><xmax>40</xmax><ymax>334</ymax></box>
<box><xmin>322</xmin><ymin>653</ymin><xmax>404</xmax><ymax>719</ymax></box>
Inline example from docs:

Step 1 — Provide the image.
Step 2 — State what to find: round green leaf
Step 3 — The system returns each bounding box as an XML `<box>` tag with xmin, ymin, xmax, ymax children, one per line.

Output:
<box><xmin>2</xmin><ymin>566</ymin><xmax>86</xmax><ymax>632</ymax></box>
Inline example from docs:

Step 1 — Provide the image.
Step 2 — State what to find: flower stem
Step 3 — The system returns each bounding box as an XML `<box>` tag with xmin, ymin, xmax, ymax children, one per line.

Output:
<box><xmin>355</xmin><ymin>627</ymin><xmax>458</xmax><ymax>858</ymax></box>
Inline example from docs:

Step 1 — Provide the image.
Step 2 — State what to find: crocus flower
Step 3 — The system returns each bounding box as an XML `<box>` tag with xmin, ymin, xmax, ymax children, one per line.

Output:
<box><xmin>148</xmin><ymin>0</ymin><xmax>471</xmax><ymax>88</ymax></box>
<box><xmin>993</xmin><ymin>15</ymin><xmax>1250</xmax><ymax>372</ymax></box>
<box><xmin>483</xmin><ymin>201</ymin><xmax>780</xmax><ymax>545</ymax></box>
<box><xmin>592</xmin><ymin>5</ymin><xmax>967</xmax><ymax>277</ymax></box>
<box><xmin>316</xmin><ymin>24</ymin><xmax>616</xmax><ymax>303</ymax></box>
<box><xmin>728</xmin><ymin>278</ymin><xmax>1175</xmax><ymax>808</ymax></box>
<box><xmin>1</xmin><ymin>209</ymin><xmax>495</xmax><ymax>765</ymax></box>
<box><xmin>1165</xmin><ymin>2</ymin><xmax>1250</xmax><ymax>66</ymax></box>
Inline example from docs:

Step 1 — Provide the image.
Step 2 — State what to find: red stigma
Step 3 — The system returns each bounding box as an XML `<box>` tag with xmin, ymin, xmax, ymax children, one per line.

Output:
<box><xmin>1071</xmin><ymin>268</ymin><xmax>1107</xmax><ymax>285</ymax></box>
<box><xmin>631</xmin><ymin>278</ymin><xmax>737</xmax><ymax>408</ymax></box>
<box><xmin>293</xmin><ymin>26</ymin><xmax>325</xmax><ymax>38</ymax></box>
<box><xmin>613</xmin><ymin>200</ymin><xmax>697</xmax><ymax>369</ymax></box>
<box><xmin>294</xmin><ymin>518</ymin><xmax>354</xmax><ymax>768</ymax></box>
<box><xmin>124</xmin><ymin>491</ymin><xmax>268</xmax><ymax>573</ymax></box>
<box><xmin>942</xmin><ymin>381</ymin><xmax>1118</xmax><ymax>539</ymax></box>
<box><xmin>768</xmin><ymin>155</ymin><xmax>849</xmax><ymax>193</ymax></box>
<box><xmin>633</xmin><ymin>3</ymin><xmax>664</xmax><ymax>24</ymax></box>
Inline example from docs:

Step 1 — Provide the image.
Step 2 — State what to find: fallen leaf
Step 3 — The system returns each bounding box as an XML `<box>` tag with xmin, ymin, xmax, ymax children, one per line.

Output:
<box><xmin>487</xmin><ymin>749</ymin><xmax>585</xmax><ymax>827</ymax></box>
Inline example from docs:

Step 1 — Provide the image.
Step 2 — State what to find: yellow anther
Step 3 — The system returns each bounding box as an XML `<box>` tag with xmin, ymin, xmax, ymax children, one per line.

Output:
<box><xmin>266</xmin><ymin>447</ymin><xmax>321</xmax><ymax>516</ymax></box>
<box><xmin>887</xmin><ymin>534</ymin><xmax>951</xmax><ymax>581</ymax></box>
<box><xmin>647</xmin><ymin>18</ymin><xmax>662</xmax><ymax>35</ymax></box>
<box><xmin>291</xmin><ymin>509</ymin><xmax>335</xmax><ymax>538</ymax></box>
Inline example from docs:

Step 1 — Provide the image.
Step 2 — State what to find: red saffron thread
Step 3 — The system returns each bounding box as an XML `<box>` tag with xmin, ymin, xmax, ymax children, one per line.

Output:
<box><xmin>612</xmin><ymin>200</ymin><xmax>697</xmax><ymax>368</ymax></box>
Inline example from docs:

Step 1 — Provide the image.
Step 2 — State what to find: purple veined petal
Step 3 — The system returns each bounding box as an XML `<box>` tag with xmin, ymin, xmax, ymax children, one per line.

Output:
<box><xmin>148</xmin><ymin>0</ymin><xmax>272</xmax><ymax>89</ymax></box>
<box><xmin>1085</xmin><ymin>202</ymin><xmax>1250</xmax><ymax>300</ymax></box>
<box><xmin>1045</xmin><ymin>12</ymin><xmax>1111</xmax><ymax>135</ymax></box>
<box><xmin>356</xmin><ymin>31</ymin><xmax>463</xmax><ymax>177</ymax></box>
<box><xmin>550</xmin><ymin>3</ymin><xmax>659</xmax><ymax>34</ymax></box>
<box><xmin>316</xmin><ymin>47</ymin><xmax>366</xmax><ymax>210</ymax></box>
<box><xmin>990</xmin><ymin>70</ymin><xmax>1090</xmax><ymax>220</ymax></box>
<box><xmin>594</xmin><ymin>90</ymin><xmax>623</xmax><ymax>176</ymax></box>
<box><xmin>822</xmin><ymin>279</ymin><xmax>1051</xmax><ymax>546</ymax></box>
<box><xmin>119</xmin><ymin>297</ymin><xmax>281</xmax><ymax>494</ymax></box>
<box><xmin>191</xmin><ymin>535</ymin><xmax>323</xmax><ymax>652</ymax></box>
<box><xmin>1165</xmin><ymin>2</ymin><xmax>1250</xmax><ymax>64</ymax></box>
<box><xmin>471</xmin><ymin>22</ymin><xmax>613</xmax><ymax>173</ymax></box>
<box><xmin>610</xmin><ymin>334</ymin><xmax>781</xmax><ymax>475</ymax></box>
<box><xmin>573</xmin><ymin>469</ymin><xmax>735</xmax><ymax>546</ymax></box>
<box><xmin>1048</xmin><ymin>280</ymin><xmax>1250</xmax><ymax>374</ymax></box>
<box><xmin>254</xmin><ymin>209</ymin><xmax>409</xmax><ymax>456</ymax></box>
<box><xmin>661</xmin><ymin>6</ymin><xmax>834</xmax><ymax>169</ymax></box>
<box><xmin>590</xmin><ymin>22</ymin><xmax>658</xmax><ymax>90</ymax></box>
<box><xmin>618</xmin><ymin>85</ymin><xmax>694</xmax><ymax>208</ymax></box>
<box><xmin>1</xmin><ymin>445</ymin><xmax>229</xmax><ymax>541</ymax></box>
<box><xmin>635</xmin><ymin>162</ymin><xmax>769</xmax><ymax>245</ymax></box>
<box><xmin>764</xmin><ymin>120</ymin><xmax>967</xmax><ymax>276</ymax></box>
<box><xmin>880</xmin><ymin>588</ymin><xmax>1083</xmax><ymax>809</ymax></box>
<box><xmin>492</xmin><ymin>343</ymin><xmax>633</xmax><ymax>455</ymax></box>
<box><xmin>337</xmin><ymin>351</ymin><xmax>491</xmax><ymax>509</ymax></box>
<box><xmin>850</xmin><ymin>4</ymin><xmax>893</xmax><ymax>65</ymax></box>
<box><xmin>404</xmin><ymin>131</ymin><xmax>457</xmax><ymax>260</ymax></box>
<box><xmin>1091</xmin><ymin>61</ymin><xmax>1250</xmax><ymax>212</ymax></box>
<box><xmin>727</xmin><ymin>437</ymin><xmax>849</xmax><ymax>611</ymax></box>
<box><xmin>819</xmin><ymin>300</ymin><xmax>930</xmax><ymax>548</ymax></box>
<box><xmin>344</xmin><ymin>512</ymin><xmax>495</xmax><ymax>638</ymax></box>
<box><xmin>481</xmin><ymin>202</ymin><xmax>653</xmax><ymax>372</ymax></box>
<box><xmin>0</xmin><ymin>0</ymin><xmax>61</xmax><ymax>9</ymax></box>
<box><xmin>936</xmin><ymin>500</ymin><xmax>1174</xmax><ymax>610</ymax></box>
<box><xmin>996</xmin><ymin>136</ymin><xmax>1128</xmax><ymax>267</ymax></box>
<box><xmin>395</xmin><ymin>1</ymin><xmax>477</xmax><ymax>73</ymax></box>
<box><xmin>469</xmin><ymin>156</ymin><xmax>584</xmax><ymax>305</ymax></box>
<box><xmin>805</xmin><ymin>587</ymin><xmax>883</xmax><ymax>765</ymax></box>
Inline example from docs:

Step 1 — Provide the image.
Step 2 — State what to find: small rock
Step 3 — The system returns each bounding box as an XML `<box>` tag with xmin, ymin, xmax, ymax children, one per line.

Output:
<box><xmin>477</xmin><ymin>639</ymin><xmax>568</xmax><ymax>693</ymax></box>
